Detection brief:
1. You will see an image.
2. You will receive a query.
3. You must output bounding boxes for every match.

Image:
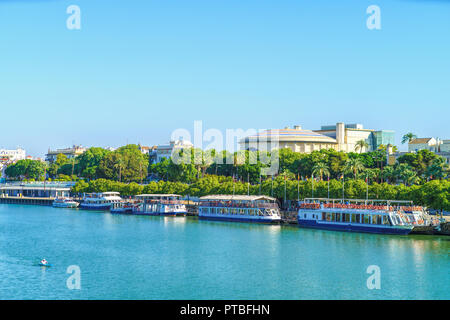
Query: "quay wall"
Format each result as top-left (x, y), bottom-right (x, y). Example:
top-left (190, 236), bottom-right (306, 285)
top-left (0, 196), bottom-right (54, 206)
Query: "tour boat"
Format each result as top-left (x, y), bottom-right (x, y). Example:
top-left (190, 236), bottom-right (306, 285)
top-left (198, 195), bottom-right (282, 224)
top-left (132, 194), bottom-right (187, 216)
top-left (52, 197), bottom-right (79, 208)
top-left (110, 201), bottom-right (135, 214)
top-left (297, 198), bottom-right (415, 235)
top-left (80, 192), bottom-right (122, 211)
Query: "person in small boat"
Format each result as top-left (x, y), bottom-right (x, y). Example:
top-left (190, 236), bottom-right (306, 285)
top-left (40, 258), bottom-right (48, 265)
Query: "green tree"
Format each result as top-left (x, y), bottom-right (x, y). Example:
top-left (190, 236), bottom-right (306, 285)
top-left (401, 132), bottom-right (417, 144)
top-left (355, 140), bottom-right (369, 154)
top-left (343, 158), bottom-right (365, 179)
top-left (312, 162), bottom-right (330, 181)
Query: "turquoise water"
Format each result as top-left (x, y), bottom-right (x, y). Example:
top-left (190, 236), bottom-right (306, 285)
top-left (0, 204), bottom-right (448, 300)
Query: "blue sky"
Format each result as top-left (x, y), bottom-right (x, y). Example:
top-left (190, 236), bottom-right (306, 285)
top-left (0, 0), bottom-right (449, 156)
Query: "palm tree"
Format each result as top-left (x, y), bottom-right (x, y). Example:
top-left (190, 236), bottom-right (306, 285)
top-left (312, 162), bottom-right (330, 181)
top-left (382, 166), bottom-right (395, 184)
top-left (402, 132), bottom-right (417, 144)
top-left (344, 158), bottom-right (365, 179)
top-left (355, 140), bottom-right (369, 154)
top-left (114, 157), bottom-right (125, 182)
top-left (425, 157), bottom-right (449, 180)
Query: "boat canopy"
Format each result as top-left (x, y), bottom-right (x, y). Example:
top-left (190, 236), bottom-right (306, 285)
top-left (135, 194), bottom-right (181, 198)
top-left (199, 195), bottom-right (277, 202)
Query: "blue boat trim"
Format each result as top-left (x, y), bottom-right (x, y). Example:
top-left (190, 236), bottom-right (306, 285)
top-left (297, 219), bottom-right (412, 235)
top-left (199, 215), bottom-right (281, 224)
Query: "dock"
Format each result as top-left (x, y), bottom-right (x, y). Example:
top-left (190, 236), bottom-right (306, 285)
top-left (0, 196), bottom-right (54, 206)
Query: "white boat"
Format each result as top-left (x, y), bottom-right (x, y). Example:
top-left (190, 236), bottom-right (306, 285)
top-left (80, 192), bottom-right (122, 211)
top-left (53, 197), bottom-right (79, 208)
top-left (133, 194), bottom-right (187, 216)
top-left (297, 198), bottom-right (415, 235)
top-left (198, 195), bottom-right (282, 223)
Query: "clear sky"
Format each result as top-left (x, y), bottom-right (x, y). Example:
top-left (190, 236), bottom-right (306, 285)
top-left (0, 0), bottom-right (449, 157)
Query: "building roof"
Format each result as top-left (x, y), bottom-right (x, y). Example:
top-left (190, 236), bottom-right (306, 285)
top-left (409, 138), bottom-right (433, 145)
top-left (199, 195), bottom-right (277, 201)
top-left (135, 194), bottom-right (181, 198)
top-left (241, 128), bottom-right (337, 144)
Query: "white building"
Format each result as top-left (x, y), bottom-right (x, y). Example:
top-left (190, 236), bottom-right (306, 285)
top-left (45, 145), bottom-right (86, 163)
top-left (240, 123), bottom-right (395, 154)
top-left (152, 140), bottom-right (193, 163)
top-left (0, 148), bottom-right (26, 162)
top-left (439, 140), bottom-right (450, 153)
top-left (408, 138), bottom-right (439, 152)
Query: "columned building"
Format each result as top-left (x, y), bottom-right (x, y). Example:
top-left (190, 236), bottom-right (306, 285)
top-left (239, 126), bottom-right (338, 153)
top-left (240, 123), bottom-right (394, 154)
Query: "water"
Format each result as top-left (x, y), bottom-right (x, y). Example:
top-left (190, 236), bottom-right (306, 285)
top-left (0, 204), bottom-right (448, 300)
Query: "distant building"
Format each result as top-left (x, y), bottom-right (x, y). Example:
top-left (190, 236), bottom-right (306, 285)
top-left (441, 140), bottom-right (450, 153)
top-left (315, 123), bottom-right (395, 153)
top-left (408, 138), bottom-right (439, 153)
top-left (0, 148), bottom-right (26, 163)
top-left (405, 137), bottom-right (450, 164)
top-left (152, 140), bottom-right (193, 163)
top-left (45, 145), bottom-right (86, 163)
top-left (239, 123), bottom-right (394, 154)
top-left (240, 126), bottom-right (337, 153)
top-left (139, 145), bottom-right (156, 155)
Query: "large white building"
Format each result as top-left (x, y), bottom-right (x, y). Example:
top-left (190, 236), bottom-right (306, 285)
top-left (240, 123), bottom-right (395, 154)
top-left (0, 148), bottom-right (26, 162)
top-left (151, 140), bottom-right (194, 163)
top-left (45, 145), bottom-right (86, 163)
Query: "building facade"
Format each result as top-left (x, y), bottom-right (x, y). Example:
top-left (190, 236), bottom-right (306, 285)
top-left (240, 123), bottom-right (394, 154)
top-left (151, 140), bottom-right (194, 163)
top-left (240, 126), bottom-right (337, 153)
top-left (45, 145), bottom-right (86, 163)
top-left (0, 148), bottom-right (26, 162)
top-left (314, 123), bottom-right (394, 153)
top-left (408, 138), bottom-right (439, 153)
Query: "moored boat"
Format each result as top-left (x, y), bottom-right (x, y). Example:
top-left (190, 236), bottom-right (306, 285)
top-left (110, 201), bottom-right (135, 214)
top-left (133, 194), bottom-right (187, 216)
top-left (297, 198), bottom-right (415, 235)
top-left (198, 195), bottom-right (281, 224)
top-left (80, 192), bottom-right (122, 211)
top-left (52, 197), bottom-right (79, 208)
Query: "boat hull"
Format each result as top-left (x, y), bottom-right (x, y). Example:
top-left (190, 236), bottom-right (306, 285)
top-left (133, 211), bottom-right (187, 217)
top-left (297, 219), bottom-right (412, 235)
top-left (110, 208), bottom-right (133, 214)
top-left (80, 204), bottom-right (112, 211)
top-left (53, 202), bottom-right (79, 208)
top-left (199, 215), bottom-right (281, 224)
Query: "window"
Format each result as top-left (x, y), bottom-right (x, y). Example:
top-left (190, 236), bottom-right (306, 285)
top-left (336, 213), bottom-right (341, 222)
top-left (364, 215), bottom-right (370, 224)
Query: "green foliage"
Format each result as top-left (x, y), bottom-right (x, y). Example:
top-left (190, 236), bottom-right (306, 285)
top-left (98, 144), bottom-right (148, 183)
top-left (5, 159), bottom-right (46, 180)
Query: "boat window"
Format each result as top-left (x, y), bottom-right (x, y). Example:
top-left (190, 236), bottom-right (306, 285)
top-left (351, 214), bottom-right (357, 223)
top-left (364, 215), bottom-right (370, 224)
top-left (322, 212), bottom-right (326, 220)
top-left (331, 213), bottom-right (336, 221)
top-left (383, 216), bottom-right (390, 225)
top-left (345, 213), bottom-right (351, 222)
top-left (336, 213), bottom-right (341, 222)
